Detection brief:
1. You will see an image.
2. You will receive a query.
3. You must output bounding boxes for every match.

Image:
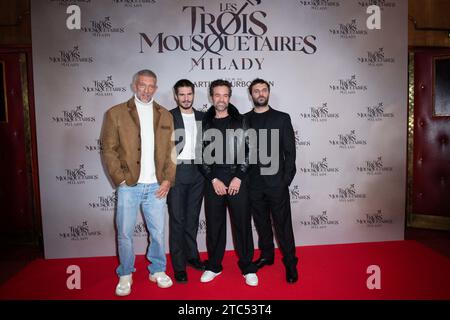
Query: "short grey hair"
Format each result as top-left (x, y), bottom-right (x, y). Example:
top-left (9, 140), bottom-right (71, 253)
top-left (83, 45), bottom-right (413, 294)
top-left (132, 69), bottom-right (157, 84)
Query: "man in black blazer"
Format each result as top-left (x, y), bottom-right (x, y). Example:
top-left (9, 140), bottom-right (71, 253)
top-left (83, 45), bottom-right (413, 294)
top-left (168, 79), bottom-right (205, 283)
top-left (245, 78), bottom-right (298, 283)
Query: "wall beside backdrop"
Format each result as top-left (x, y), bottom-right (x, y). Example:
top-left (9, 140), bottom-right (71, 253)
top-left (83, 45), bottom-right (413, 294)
top-left (31, 0), bottom-right (408, 259)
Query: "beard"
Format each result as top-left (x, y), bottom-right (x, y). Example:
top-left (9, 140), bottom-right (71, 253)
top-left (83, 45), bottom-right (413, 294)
top-left (179, 100), bottom-right (193, 109)
top-left (214, 102), bottom-right (228, 112)
top-left (137, 93), bottom-right (152, 103)
top-left (252, 96), bottom-right (268, 107)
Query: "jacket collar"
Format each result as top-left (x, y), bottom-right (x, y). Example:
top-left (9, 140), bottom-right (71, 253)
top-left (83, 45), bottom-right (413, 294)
top-left (127, 97), bottom-right (163, 112)
top-left (172, 107), bottom-right (203, 129)
top-left (249, 105), bottom-right (272, 115)
top-left (126, 97), bottom-right (163, 130)
top-left (205, 103), bottom-right (240, 122)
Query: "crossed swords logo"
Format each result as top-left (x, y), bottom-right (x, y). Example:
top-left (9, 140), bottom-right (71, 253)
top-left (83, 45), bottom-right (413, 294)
top-left (189, 0), bottom-right (261, 71)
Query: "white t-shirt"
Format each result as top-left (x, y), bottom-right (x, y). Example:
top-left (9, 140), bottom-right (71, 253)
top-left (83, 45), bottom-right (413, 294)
top-left (178, 112), bottom-right (197, 160)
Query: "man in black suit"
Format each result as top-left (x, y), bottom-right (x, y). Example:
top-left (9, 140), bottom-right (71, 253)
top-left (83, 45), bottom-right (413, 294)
top-left (198, 79), bottom-right (258, 286)
top-left (245, 78), bottom-right (299, 283)
top-left (168, 79), bottom-right (205, 283)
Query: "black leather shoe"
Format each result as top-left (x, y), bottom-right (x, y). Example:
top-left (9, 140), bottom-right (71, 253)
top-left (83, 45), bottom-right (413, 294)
top-left (285, 265), bottom-right (298, 283)
top-left (174, 271), bottom-right (188, 283)
top-left (187, 259), bottom-right (206, 271)
top-left (254, 257), bottom-right (274, 269)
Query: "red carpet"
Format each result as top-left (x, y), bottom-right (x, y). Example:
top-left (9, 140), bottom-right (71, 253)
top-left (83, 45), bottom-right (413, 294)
top-left (0, 240), bottom-right (449, 300)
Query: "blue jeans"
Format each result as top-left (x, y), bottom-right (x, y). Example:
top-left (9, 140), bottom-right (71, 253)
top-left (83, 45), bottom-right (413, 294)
top-left (115, 183), bottom-right (167, 276)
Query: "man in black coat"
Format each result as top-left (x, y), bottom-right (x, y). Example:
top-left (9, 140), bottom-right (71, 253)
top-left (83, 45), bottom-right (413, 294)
top-left (199, 79), bottom-right (258, 286)
top-left (168, 79), bottom-right (205, 283)
top-left (245, 78), bottom-right (299, 283)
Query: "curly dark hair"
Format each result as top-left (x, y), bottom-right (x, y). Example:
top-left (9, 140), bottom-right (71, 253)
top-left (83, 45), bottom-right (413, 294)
top-left (248, 78), bottom-right (270, 94)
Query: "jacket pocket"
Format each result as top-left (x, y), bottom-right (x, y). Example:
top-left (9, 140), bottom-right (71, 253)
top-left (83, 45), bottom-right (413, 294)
top-left (120, 160), bottom-right (129, 173)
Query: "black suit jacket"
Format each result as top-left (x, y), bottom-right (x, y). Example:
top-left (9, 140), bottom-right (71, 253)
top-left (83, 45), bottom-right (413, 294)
top-left (245, 106), bottom-right (296, 187)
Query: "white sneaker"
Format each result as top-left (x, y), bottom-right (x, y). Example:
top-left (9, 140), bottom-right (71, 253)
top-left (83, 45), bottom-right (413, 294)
top-left (115, 274), bottom-right (133, 296)
top-left (149, 272), bottom-right (173, 288)
top-left (200, 270), bottom-right (222, 283)
top-left (244, 273), bottom-right (258, 287)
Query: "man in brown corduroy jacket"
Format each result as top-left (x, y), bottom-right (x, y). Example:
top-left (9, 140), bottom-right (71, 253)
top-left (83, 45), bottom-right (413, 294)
top-left (101, 69), bottom-right (176, 296)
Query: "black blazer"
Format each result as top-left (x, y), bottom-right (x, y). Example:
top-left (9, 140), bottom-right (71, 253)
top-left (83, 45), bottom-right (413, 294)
top-left (245, 106), bottom-right (296, 187)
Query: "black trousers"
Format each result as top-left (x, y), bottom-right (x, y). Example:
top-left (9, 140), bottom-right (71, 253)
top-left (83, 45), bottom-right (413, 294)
top-left (167, 163), bottom-right (205, 273)
top-left (249, 183), bottom-right (298, 268)
top-left (204, 177), bottom-right (257, 275)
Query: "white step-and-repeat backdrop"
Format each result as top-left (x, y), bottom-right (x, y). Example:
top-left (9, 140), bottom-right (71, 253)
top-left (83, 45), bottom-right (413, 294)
top-left (31, 0), bottom-right (407, 259)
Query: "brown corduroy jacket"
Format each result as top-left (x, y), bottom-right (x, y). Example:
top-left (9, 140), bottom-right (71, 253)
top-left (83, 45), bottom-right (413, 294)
top-left (101, 98), bottom-right (176, 187)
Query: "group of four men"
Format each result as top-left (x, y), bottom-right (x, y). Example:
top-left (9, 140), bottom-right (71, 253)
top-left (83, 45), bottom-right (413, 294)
top-left (101, 70), bottom-right (298, 296)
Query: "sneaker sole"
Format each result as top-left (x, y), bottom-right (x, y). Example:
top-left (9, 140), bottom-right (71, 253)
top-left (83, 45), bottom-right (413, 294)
top-left (157, 282), bottom-right (173, 288)
top-left (149, 276), bottom-right (173, 288)
top-left (115, 279), bottom-right (132, 296)
top-left (200, 271), bottom-right (222, 283)
top-left (244, 276), bottom-right (258, 287)
top-left (115, 288), bottom-right (131, 296)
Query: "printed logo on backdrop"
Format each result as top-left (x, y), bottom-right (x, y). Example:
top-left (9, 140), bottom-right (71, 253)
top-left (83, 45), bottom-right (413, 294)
top-left (298, 0), bottom-right (340, 10)
top-left (82, 75), bottom-right (127, 96)
top-left (330, 75), bottom-right (368, 95)
top-left (299, 103), bottom-right (339, 122)
top-left (358, 0), bottom-right (396, 10)
top-left (357, 102), bottom-right (394, 121)
top-left (50, 0), bottom-right (91, 5)
top-left (290, 185), bottom-right (311, 204)
top-left (48, 45), bottom-right (94, 67)
top-left (134, 222), bottom-right (149, 238)
top-left (329, 19), bottom-right (368, 39)
top-left (356, 210), bottom-right (393, 227)
top-left (139, 2), bottom-right (318, 71)
top-left (193, 78), bottom-right (274, 90)
top-left (329, 184), bottom-right (366, 202)
top-left (289, 185), bottom-right (311, 204)
top-left (85, 139), bottom-right (103, 153)
top-left (299, 157), bottom-right (339, 176)
top-left (52, 106), bottom-right (95, 127)
top-left (357, 156), bottom-right (393, 175)
top-left (89, 192), bottom-right (116, 212)
top-left (298, 211), bottom-right (339, 229)
top-left (198, 219), bottom-right (207, 235)
top-left (198, 104), bottom-right (209, 113)
top-left (59, 220), bottom-right (101, 241)
top-left (294, 130), bottom-right (311, 149)
top-left (358, 48), bottom-right (395, 67)
top-left (112, 0), bottom-right (156, 8)
top-left (193, 80), bottom-right (213, 90)
top-left (81, 16), bottom-right (125, 37)
top-left (56, 164), bottom-right (99, 184)
top-left (329, 130), bottom-right (367, 149)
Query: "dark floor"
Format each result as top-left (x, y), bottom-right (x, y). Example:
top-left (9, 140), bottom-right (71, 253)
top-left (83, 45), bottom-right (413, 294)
top-left (404, 227), bottom-right (450, 258)
top-left (0, 241), bottom-right (43, 286)
top-left (0, 227), bottom-right (449, 287)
